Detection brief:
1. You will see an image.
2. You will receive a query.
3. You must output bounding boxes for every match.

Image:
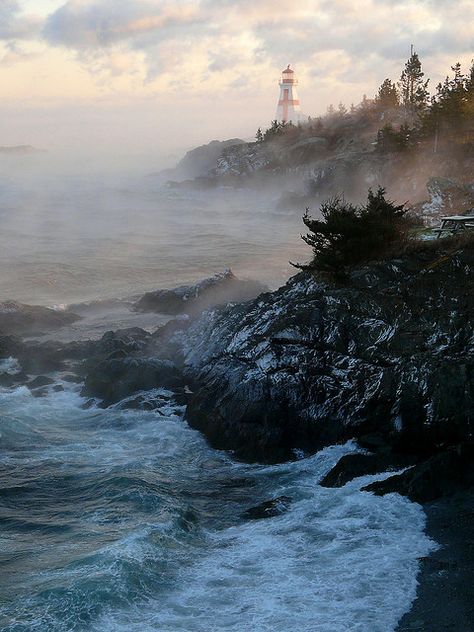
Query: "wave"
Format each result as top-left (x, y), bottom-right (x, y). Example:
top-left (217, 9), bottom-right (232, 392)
top-left (0, 386), bottom-right (436, 632)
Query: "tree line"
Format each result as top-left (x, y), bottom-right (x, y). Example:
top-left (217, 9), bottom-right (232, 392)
top-left (256, 51), bottom-right (474, 151)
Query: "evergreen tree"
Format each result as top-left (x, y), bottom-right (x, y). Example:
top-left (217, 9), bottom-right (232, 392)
top-left (337, 102), bottom-right (348, 117)
top-left (422, 61), bottom-right (474, 137)
top-left (255, 127), bottom-right (264, 143)
top-left (292, 188), bottom-right (409, 276)
top-left (327, 103), bottom-right (335, 116)
top-left (398, 50), bottom-right (430, 111)
top-left (375, 78), bottom-right (399, 109)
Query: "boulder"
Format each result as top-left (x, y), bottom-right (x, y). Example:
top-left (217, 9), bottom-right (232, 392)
top-left (81, 357), bottom-right (183, 406)
top-left (362, 444), bottom-right (474, 503)
top-left (319, 452), bottom-right (415, 488)
top-left (134, 270), bottom-right (267, 316)
top-left (242, 496), bottom-right (292, 520)
top-left (0, 301), bottom-right (80, 336)
top-left (28, 375), bottom-right (55, 389)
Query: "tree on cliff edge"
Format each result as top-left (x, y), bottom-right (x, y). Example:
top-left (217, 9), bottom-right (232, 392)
top-left (292, 188), bottom-right (410, 277)
top-left (398, 51), bottom-right (430, 112)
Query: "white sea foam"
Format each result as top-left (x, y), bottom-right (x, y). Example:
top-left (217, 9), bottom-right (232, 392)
top-left (97, 446), bottom-right (436, 632)
top-left (0, 357), bottom-right (21, 375)
top-left (0, 385), bottom-right (436, 632)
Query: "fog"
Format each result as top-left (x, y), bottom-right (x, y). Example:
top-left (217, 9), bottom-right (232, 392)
top-left (0, 147), bottom-right (310, 307)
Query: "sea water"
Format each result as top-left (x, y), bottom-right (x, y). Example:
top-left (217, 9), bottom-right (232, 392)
top-left (0, 381), bottom-right (435, 632)
top-left (0, 171), bottom-right (308, 305)
top-left (0, 170), bottom-right (436, 631)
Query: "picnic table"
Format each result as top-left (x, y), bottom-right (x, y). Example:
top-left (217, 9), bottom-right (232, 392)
top-left (433, 215), bottom-right (474, 238)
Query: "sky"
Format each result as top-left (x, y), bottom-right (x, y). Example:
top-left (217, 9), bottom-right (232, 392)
top-left (0, 0), bottom-right (472, 171)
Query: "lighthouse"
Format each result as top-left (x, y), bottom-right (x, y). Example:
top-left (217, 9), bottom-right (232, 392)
top-left (276, 65), bottom-right (303, 124)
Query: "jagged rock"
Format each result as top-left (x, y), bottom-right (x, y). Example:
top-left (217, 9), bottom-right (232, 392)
top-left (214, 142), bottom-right (271, 176)
top-left (180, 244), bottom-right (474, 462)
top-left (28, 375), bottom-right (55, 389)
top-left (242, 496), bottom-right (292, 520)
top-left (319, 452), bottom-right (416, 487)
top-left (363, 444), bottom-right (474, 503)
top-left (0, 301), bottom-right (80, 335)
top-left (81, 357), bottom-right (183, 406)
top-left (420, 177), bottom-right (474, 225)
top-left (134, 270), bottom-right (267, 316)
top-left (159, 139), bottom-right (246, 181)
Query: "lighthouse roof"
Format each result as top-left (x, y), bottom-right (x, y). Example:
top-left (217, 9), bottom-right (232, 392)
top-left (282, 65), bottom-right (294, 73)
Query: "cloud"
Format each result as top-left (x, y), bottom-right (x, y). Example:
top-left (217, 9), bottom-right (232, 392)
top-left (0, 0), bottom-right (43, 40)
top-left (0, 40), bottom-right (39, 66)
top-left (3, 0), bottom-right (473, 103)
top-left (43, 0), bottom-right (203, 49)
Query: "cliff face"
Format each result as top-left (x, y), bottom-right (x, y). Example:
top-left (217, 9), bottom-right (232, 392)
top-left (180, 243), bottom-right (474, 462)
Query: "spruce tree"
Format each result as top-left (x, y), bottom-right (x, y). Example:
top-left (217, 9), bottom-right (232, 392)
top-left (375, 78), bottom-right (399, 109)
top-left (398, 50), bottom-right (430, 112)
top-left (337, 102), bottom-right (348, 117)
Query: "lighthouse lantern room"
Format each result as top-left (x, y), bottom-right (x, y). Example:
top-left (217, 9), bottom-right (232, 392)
top-left (276, 65), bottom-right (303, 124)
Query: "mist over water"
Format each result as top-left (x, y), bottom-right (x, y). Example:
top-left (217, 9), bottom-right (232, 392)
top-left (0, 155), bottom-right (437, 631)
top-left (0, 156), bottom-right (308, 306)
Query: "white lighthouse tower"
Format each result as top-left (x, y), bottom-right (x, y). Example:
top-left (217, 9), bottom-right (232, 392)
top-left (276, 65), bottom-right (303, 124)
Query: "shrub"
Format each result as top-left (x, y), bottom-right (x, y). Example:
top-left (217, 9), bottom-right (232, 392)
top-left (293, 187), bottom-right (410, 276)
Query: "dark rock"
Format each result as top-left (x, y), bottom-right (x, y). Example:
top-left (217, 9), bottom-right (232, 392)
top-left (160, 138), bottom-right (246, 180)
top-left (0, 371), bottom-right (28, 387)
top-left (113, 390), bottom-right (177, 412)
top-left (363, 444), bottom-right (474, 503)
top-left (179, 245), bottom-right (474, 462)
top-left (62, 374), bottom-right (83, 383)
top-left (80, 399), bottom-right (96, 410)
top-left (242, 496), bottom-right (291, 520)
top-left (81, 357), bottom-right (183, 406)
top-left (53, 385), bottom-right (64, 392)
top-left (135, 269), bottom-right (267, 316)
top-left (0, 301), bottom-right (80, 335)
top-left (31, 387), bottom-right (49, 398)
top-left (28, 375), bottom-right (55, 389)
top-left (320, 452), bottom-right (416, 488)
top-left (0, 335), bottom-right (22, 358)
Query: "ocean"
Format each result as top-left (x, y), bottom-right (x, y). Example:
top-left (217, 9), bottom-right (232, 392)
top-left (0, 169), bottom-right (436, 631)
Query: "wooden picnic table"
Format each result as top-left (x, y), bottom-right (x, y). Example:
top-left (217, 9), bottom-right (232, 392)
top-left (434, 215), bottom-right (474, 238)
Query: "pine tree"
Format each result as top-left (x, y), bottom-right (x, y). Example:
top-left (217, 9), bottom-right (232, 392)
top-left (292, 188), bottom-right (409, 276)
top-left (255, 127), bottom-right (264, 143)
top-left (375, 78), bottom-right (399, 109)
top-left (423, 61), bottom-right (473, 136)
top-left (337, 102), bottom-right (348, 117)
top-left (398, 50), bottom-right (430, 112)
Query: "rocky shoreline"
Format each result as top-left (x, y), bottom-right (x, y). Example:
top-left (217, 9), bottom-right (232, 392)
top-left (1, 247), bottom-right (474, 629)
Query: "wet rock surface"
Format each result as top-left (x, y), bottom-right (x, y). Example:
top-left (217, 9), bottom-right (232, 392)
top-left (0, 301), bottom-right (80, 335)
top-left (363, 444), bottom-right (474, 504)
top-left (134, 269), bottom-right (267, 316)
top-left (180, 244), bottom-right (474, 461)
top-left (242, 496), bottom-right (292, 520)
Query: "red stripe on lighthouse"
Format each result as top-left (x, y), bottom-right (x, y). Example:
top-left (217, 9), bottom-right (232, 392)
top-left (279, 88), bottom-right (299, 122)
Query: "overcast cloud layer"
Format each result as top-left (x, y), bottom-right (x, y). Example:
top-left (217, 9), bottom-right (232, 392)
top-left (0, 0), bottom-right (472, 165)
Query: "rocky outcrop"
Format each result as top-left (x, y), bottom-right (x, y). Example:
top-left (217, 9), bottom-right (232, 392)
top-left (81, 357), bottom-right (183, 406)
top-left (420, 177), bottom-right (474, 225)
top-left (179, 243), bottom-right (474, 462)
top-left (0, 301), bottom-right (80, 336)
top-left (162, 139), bottom-right (246, 181)
top-left (363, 443), bottom-right (474, 503)
top-left (134, 270), bottom-right (267, 316)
